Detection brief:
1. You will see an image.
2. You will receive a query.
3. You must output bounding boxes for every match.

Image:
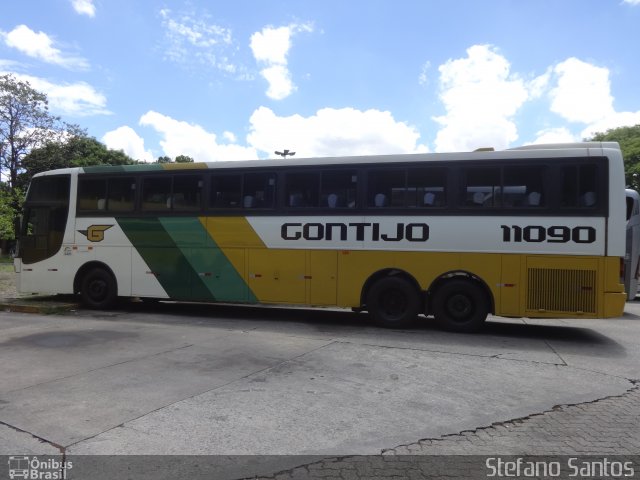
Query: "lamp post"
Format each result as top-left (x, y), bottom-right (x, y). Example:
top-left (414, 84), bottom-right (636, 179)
top-left (275, 149), bottom-right (296, 158)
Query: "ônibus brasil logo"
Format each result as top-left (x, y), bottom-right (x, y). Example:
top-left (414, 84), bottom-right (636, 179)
top-left (7, 456), bottom-right (72, 480)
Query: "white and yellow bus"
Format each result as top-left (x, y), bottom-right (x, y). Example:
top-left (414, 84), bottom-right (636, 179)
top-left (14, 142), bottom-right (627, 332)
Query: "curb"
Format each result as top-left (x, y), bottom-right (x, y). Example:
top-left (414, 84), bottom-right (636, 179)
top-left (0, 296), bottom-right (80, 314)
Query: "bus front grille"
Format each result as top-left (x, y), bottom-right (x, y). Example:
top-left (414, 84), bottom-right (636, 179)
top-left (527, 268), bottom-right (597, 314)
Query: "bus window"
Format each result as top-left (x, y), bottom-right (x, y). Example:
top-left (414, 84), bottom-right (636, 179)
top-left (211, 174), bottom-right (242, 208)
top-left (243, 172), bottom-right (276, 208)
top-left (561, 164), bottom-right (598, 208)
top-left (462, 167), bottom-right (500, 207)
top-left (407, 167), bottom-right (446, 207)
top-left (142, 177), bottom-right (171, 211)
top-left (321, 170), bottom-right (357, 208)
top-left (107, 177), bottom-right (136, 212)
top-left (26, 175), bottom-right (70, 203)
top-left (503, 165), bottom-right (545, 208)
top-left (368, 169), bottom-right (405, 207)
top-left (78, 178), bottom-right (107, 211)
top-left (19, 174), bottom-right (70, 264)
top-left (172, 175), bottom-right (202, 211)
top-left (285, 172), bottom-right (319, 207)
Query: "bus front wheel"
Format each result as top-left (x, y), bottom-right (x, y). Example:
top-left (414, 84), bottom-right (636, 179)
top-left (80, 268), bottom-right (117, 309)
top-left (367, 276), bottom-right (420, 328)
top-left (432, 279), bottom-right (488, 333)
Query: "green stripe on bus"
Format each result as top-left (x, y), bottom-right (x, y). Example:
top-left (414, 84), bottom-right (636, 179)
top-left (158, 217), bottom-right (257, 303)
top-left (116, 217), bottom-right (212, 301)
top-left (116, 217), bottom-right (255, 303)
top-left (83, 164), bottom-right (166, 174)
top-left (82, 163), bottom-right (212, 174)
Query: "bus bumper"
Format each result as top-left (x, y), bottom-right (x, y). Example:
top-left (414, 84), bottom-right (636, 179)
top-left (603, 291), bottom-right (626, 318)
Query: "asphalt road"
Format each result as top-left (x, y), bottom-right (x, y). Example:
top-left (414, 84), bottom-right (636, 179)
top-left (1, 301), bottom-right (638, 478)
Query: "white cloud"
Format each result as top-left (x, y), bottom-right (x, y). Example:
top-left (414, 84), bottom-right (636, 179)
top-left (259, 65), bottom-right (295, 100)
top-left (247, 106), bottom-right (427, 157)
top-left (550, 58), bottom-right (614, 123)
top-left (223, 131), bottom-right (237, 143)
top-left (71, 0), bottom-right (95, 17)
top-left (250, 23), bottom-right (313, 100)
top-left (102, 126), bottom-right (153, 162)
top-left (159, 8), bottom-right (239, 75)
top-left (139, 110), bottom-right (257, 161)
top-left (529, 127), bottom-right (577, 145)
top-left (1, 25), bottom-right (89, 70)
top-left (544, 57), bottom-right (640, 139)
top-left (418, 61), bottom-right (431, 86)
top-left (433, 45), bottom-right (530, 152)
top-left (622, 0), bottom-right (640, 5)
top-left (3, 72), bottom-right (109, 116)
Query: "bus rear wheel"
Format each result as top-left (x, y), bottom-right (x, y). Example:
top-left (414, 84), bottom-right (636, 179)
top-left (367, 276), bottom-right (420, 328)
top-left (80, 268), bottom-right (117, 309)
top-left (432, 279), bottom-right (488, 333)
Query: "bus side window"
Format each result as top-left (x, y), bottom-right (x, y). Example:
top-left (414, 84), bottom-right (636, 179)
top-left (368, 169), bottom-right (405, 207)
top-left (211, 174), bottom-right (242, 208)
top-left (321, 170), bottom-right (357, 208)
top-left (78, 178), bottom-right (107, 211)
top-left (244, 172), bottom-right (276, 209)
top-left (561, 164), bottom-right (598, 208)
top-left (503, 165), bottom-right (545, 208)
top-left (172, 175), bottom-right (203, 211)
top-left (285, 172), bottom-right (319, 207)
top-left (142, 177), bottom-right (171, 211)
top-left (461, 167), bottom-right (500, 207)
top-left (407, 167), bottom-right (446, 208)
top-left (107, 177), bottom-right (136, 212)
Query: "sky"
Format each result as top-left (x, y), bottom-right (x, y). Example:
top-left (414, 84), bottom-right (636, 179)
top-left (1, 0), bottom-right (640, 163)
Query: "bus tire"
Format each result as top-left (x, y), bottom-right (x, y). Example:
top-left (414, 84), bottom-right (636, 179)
top-left (367, 276), bottom-right (420, 328)
top-left (80, 268), bottom-right (117, 309)
top-left (432, 279), bottom-right (488, 333)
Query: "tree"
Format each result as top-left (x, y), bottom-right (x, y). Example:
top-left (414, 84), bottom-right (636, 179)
top-left (0, 74), bottom-right (76, 240)
top-left (0, 184), bottom-right (19, 241)
top-left (156, 156), bottom-right (172, 163)
top-left (590, 124), bottom-right (640, 190)
top-left (0, 74), bottom-right (69, 191)
top-left (175, 155), bottom-right (194, 163)
top-left (19, 135), bottom-right (137, 191)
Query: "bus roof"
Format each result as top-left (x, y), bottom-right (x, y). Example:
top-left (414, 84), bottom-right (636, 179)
top-left (32, 142), bottom-right (621, 177)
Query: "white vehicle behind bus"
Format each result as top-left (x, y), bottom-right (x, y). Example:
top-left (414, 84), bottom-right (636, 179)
top-left (625, 188), bottom-right (640, 300)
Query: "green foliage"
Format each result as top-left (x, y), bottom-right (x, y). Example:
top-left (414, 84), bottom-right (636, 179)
top-left (0, 74), bottom-right (67, 190)
top-left (156, 155), bottom-right (195, 163)
top-left (19, 135), bottom-right (137, 189)
top-left (590, 124), bottom-right (640, 190)
top-left (1, 74), bottom-right (140, 240)
top-left (0, 185), bottom-right (22, 240)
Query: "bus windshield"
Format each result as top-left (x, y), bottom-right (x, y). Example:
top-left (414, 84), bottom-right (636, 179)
top-left (17, 174), bottom-right (70, 264)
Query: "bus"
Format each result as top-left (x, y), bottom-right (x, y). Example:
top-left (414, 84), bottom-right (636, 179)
top-left (625, 188), bottom-right (640, 300)
top-left (14, 142), bottom-right (627, 332)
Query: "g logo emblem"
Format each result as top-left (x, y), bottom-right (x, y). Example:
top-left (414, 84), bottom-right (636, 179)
top-left (78, 225), bottom-right (113, 242)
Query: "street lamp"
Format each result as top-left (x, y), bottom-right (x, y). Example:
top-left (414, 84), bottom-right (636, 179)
top-left (275, 149), bottom-right (296, 158)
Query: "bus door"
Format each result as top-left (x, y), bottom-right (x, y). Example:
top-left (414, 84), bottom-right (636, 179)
top-left (624, 189), bottom-right (640, 300)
